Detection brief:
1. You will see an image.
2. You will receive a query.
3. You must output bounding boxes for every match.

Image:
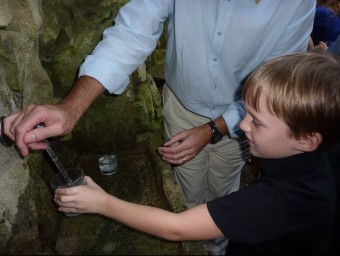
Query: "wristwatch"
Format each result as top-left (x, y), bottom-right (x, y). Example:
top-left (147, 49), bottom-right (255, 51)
top-left (207, 120), bottom-right (223, 144)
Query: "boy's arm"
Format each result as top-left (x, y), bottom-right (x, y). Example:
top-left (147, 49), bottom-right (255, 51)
top-left (103, 195), bottom-right (223, 241)
top-left (55, 176), bottom-right (223, 241)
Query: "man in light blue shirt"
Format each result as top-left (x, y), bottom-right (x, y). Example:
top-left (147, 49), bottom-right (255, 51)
top-left (4, 0), bottom-right (316, 254)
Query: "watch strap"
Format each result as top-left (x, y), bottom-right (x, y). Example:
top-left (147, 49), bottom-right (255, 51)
top-left (207, 120), bottom-right (223, 144)
top-left (207, 120), bottom-right (218, 133)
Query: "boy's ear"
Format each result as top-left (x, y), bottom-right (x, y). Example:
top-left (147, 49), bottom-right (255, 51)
top-left (294, 132), bottom-right (322, 152)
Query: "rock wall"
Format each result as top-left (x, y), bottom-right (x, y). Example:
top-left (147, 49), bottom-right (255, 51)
top-left (0, 0), bottom-right (53, 253)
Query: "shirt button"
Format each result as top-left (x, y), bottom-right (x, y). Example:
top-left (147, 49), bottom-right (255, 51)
top-left (215, 84), bottom-right (217, 88)
top-left (217, 32), bottom-right (222, 36)
top-left (213, 58), bottom-right (217, 61)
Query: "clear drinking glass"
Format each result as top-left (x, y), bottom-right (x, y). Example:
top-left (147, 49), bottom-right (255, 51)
top-left (97, 153), bottom-right (119, 175)
top-left (50, 167), bottom-right (86, 217)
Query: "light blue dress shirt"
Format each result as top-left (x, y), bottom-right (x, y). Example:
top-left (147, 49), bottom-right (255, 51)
top-left (79, 0), bottom-right (316, 138)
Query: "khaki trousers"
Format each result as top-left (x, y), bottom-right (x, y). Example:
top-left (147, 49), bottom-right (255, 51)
top-left (162, 84), bottom-right (249, 255)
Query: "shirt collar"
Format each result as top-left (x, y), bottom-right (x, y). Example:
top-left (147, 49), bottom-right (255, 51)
top-left (261, 150), bottom-right (328, 177)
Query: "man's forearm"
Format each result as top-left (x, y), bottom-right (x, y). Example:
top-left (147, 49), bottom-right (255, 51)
top-left (58, 76), bottom-right (106, 121)
top-left (213, 116), bottom-right (230, 137)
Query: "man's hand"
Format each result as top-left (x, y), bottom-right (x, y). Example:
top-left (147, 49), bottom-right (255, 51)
top-left (158, 117), bottom-right (228, 165)
top-left (4, 103), bottom-right (77, 156)
top-left (3, 76), bottom-right (106, 156)
top-left (158, 124), bottom-right (212, 165)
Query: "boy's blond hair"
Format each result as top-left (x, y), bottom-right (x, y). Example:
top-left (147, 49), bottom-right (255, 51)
top-left (242, 52), bottom-right (340, 150)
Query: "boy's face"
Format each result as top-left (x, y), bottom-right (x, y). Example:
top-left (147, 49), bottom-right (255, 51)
top-left (240, 93), bottom-right (301, 159)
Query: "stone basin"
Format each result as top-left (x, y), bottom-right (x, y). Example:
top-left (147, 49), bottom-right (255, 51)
top-left (36, 137), bottom-right (206, 255)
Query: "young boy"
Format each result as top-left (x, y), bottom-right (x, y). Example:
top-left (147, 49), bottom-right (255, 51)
top-left (54, 52), bottom-right (339, 255)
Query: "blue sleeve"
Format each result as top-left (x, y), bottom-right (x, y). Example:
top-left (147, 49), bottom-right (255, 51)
top-left (222, 100), bottom-right (246, 138)
top-left (79, 0), bottom-right (173, 94)
top-left (264, 1), bottom-right (315, 59)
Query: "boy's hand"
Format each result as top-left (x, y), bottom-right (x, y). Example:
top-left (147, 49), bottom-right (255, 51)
top-left (54, 176), bottom-right (108, 215)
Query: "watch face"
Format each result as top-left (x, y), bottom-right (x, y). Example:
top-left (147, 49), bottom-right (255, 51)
top-left (211, 132), bottom-right (223, 144)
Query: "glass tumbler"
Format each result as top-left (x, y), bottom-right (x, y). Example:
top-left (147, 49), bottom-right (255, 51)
top-left (50, 167), bottom-right (86, 217)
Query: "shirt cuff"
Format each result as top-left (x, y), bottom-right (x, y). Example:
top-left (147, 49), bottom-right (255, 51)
top-left (222, 101), bottom-right (246, 139)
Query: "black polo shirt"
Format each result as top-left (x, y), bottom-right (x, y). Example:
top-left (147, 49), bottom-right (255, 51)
top-left (207, 150), bottom-right (336, 255)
